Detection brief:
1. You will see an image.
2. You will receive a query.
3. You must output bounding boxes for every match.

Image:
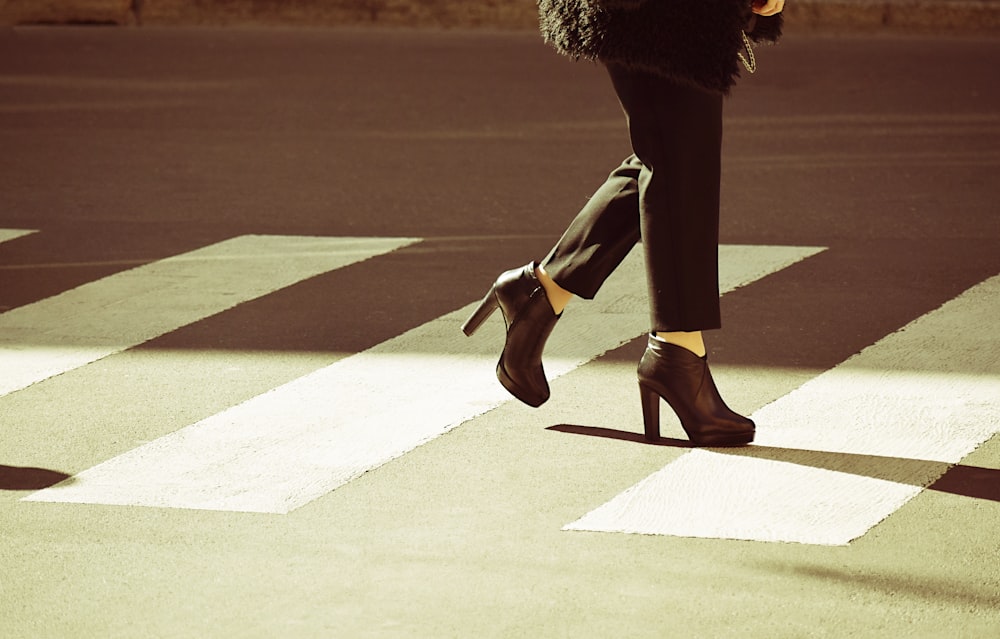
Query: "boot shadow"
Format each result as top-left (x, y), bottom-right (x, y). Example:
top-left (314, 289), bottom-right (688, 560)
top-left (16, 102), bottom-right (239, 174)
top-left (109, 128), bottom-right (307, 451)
top-left (546, 424), bottom-right (1000, 502)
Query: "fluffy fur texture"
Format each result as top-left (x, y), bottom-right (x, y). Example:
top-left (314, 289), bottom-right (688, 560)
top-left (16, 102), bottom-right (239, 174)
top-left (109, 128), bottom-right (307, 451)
top-left (537, 0), bottom-right (783, 94)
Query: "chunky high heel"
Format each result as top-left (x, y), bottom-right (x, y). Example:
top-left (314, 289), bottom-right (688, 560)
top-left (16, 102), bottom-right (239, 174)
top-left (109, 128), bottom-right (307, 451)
top-left (462, 287), bottom-right (500, 336)
top-left (462, 262), bottom-right (560, 407)
top-left (637, 336), bottom-right (754, 446)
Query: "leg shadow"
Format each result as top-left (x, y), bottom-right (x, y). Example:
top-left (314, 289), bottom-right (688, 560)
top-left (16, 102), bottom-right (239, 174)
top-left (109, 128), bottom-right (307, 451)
top-left (547, 424), bottom-right (1000, 503)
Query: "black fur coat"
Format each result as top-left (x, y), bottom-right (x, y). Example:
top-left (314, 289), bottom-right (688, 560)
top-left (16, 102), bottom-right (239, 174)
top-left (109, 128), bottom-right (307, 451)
top-left (537, 0), bottom-right (783, 94)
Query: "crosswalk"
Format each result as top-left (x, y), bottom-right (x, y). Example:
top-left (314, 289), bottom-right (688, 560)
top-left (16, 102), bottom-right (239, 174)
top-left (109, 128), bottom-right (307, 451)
top-left (0, 234), bottom-right (418, 397)
top-left (565, 273), bottom-right (1000, 545)
top-left (0, 229), bottom-right (37, 245)
top-left (4, 229), bottom-right (998, 544)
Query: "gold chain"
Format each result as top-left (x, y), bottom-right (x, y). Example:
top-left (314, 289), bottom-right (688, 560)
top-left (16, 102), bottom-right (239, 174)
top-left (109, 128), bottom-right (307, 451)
top-left (737, 31), bottom-right (756, 74)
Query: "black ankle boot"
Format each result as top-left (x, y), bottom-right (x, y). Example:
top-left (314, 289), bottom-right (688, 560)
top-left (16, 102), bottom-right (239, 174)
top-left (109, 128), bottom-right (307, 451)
top-left (637, 336), bottom-right (754, 446)
top-left (462, 263), bottom-right (560, 407)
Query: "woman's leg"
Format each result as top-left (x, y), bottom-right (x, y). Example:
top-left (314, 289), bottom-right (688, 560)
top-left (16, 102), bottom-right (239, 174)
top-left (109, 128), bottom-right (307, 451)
top-left (538, 67), bottom-right (723, 352)
top-left (606, 64), bottom-right (725, 336)
top-left (461, 153), bottom-right (643, 407)
top-left (539, 156), bottom-right (643, 308)
top-left (465, 65), bottom-right (737, 428)
top-left (600, 65), bottom-right (752, 445)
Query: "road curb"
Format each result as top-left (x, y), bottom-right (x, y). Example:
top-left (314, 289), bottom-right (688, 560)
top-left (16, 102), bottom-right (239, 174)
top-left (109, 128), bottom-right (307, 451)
top-left (1, 0), bottom-right (999, 33)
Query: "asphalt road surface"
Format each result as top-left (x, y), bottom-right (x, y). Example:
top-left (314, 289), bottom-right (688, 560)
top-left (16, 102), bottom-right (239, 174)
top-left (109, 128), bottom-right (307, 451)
top-left (1, 26), bottom-right (999, 638)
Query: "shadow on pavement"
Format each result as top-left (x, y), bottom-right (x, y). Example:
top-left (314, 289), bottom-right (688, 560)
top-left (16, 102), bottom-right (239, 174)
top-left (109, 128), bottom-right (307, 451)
top-left (0, 465), bottom-right (72, 490)
top-left (759, 563), bottom-right (1000, 610)
top-left (547, 424), bottom-right (1000, 503)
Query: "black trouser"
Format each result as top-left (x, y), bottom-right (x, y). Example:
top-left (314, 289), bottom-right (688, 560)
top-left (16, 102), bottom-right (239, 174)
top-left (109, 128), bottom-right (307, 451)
top-left (541, 63), bottom-right (725, 332)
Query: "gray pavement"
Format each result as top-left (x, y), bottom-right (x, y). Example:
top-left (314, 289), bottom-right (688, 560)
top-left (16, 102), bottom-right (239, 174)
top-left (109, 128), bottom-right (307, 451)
top-left (1, 25), bottom-right (999, 638)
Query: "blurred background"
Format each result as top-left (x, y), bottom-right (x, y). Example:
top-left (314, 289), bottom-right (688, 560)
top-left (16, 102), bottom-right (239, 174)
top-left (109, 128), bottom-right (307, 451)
top-left (2, 0), bottom-right (999, 32)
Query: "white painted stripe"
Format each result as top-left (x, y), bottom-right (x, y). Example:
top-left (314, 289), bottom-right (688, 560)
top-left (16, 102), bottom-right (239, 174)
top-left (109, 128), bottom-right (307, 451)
top-left (0, 228), bottom-right (37, 244)
top-left (565, 273), bottom-right (1000, 545)
top-left (0, 235), bottom-right (419, 397)
top-left (24, 244), bottom-right (824, 513)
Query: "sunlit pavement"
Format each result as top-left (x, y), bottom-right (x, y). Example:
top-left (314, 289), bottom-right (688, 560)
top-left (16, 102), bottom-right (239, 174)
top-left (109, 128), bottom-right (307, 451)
top-left (1, 26), bottom-right (998, 638)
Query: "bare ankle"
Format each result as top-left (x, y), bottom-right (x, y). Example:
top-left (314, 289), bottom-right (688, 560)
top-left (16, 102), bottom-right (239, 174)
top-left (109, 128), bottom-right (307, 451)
top-left (653, 331), bottom-right (707, 358)
top-left (535, 265), bottom-right (572, 315)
